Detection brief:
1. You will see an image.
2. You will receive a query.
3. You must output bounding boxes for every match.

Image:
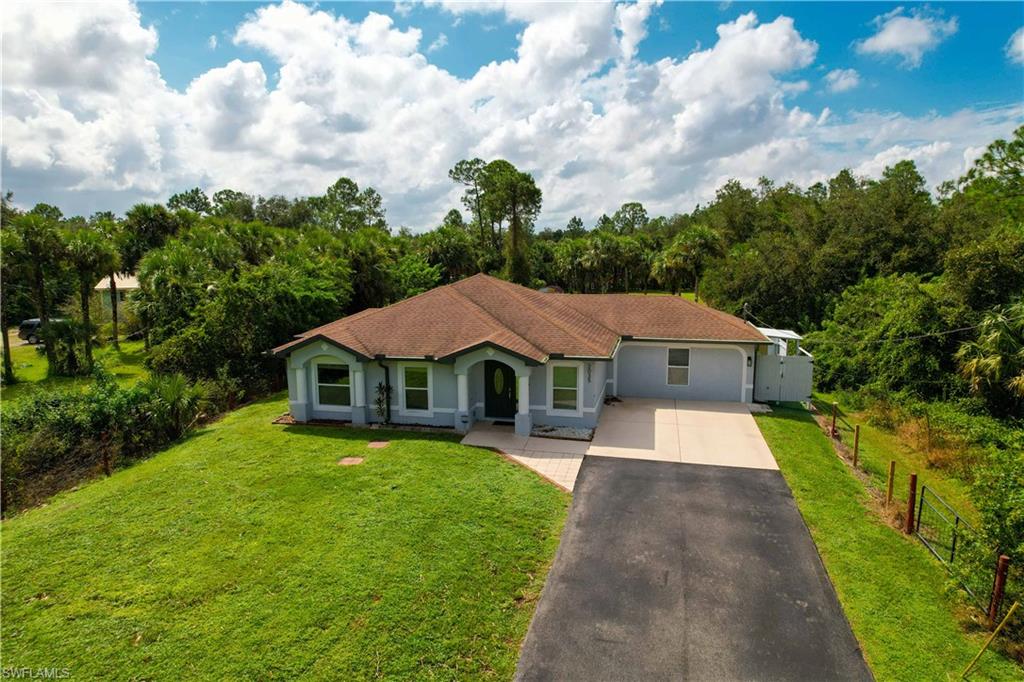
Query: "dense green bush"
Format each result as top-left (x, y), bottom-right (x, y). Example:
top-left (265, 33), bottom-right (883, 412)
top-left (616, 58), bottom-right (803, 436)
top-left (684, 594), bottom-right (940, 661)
top-left (950, 446), bottom-right (1024, 648)
top-left (1, 368), bottom-right (214, 513)
top-left (147, 259), bottom-right (352, 392)
top-left (806, 275), bottom-right (954, 396)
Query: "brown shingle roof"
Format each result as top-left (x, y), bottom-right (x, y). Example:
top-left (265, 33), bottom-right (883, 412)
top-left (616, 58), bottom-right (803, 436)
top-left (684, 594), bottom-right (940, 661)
top-left (272, 274), bottom-right (768, 362)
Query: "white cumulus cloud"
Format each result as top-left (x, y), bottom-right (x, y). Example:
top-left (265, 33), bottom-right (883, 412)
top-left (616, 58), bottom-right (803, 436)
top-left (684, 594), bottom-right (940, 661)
top-left (824, 68), bottom-right (860, 93)
top-left (1007, 27), bottom-right (1024, 65)
top-left (1, 0), bottom-right (1020, 229)
top-left (427, 32), bottom-right (448, 53)
top-left (856, 6), bottom-right (958, 69)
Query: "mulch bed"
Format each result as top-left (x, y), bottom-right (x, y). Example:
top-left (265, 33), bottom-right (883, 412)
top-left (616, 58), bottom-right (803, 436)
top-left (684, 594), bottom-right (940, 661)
top-left (271, 414), bottom-right (455, 435)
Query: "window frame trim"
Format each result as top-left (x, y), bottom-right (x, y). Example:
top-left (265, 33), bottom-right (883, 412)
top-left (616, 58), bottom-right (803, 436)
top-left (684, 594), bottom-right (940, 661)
top-left (546, 360), bottom-right (583, 417)
top-left (665, 346), bottom-right (691, 387)
top-left (398, 362), bottom-right (434, 417)
top-left (312, 359), bottom-right (353, 412)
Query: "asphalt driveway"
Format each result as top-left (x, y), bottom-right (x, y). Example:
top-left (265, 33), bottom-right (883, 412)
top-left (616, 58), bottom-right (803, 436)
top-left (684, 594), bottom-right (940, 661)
top-left (515, 457), bottom-right (872, 681)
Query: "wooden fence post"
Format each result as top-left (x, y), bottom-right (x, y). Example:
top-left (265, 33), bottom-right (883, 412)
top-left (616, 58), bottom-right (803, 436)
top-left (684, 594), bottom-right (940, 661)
top-left (830, 402), bottom-right (838, 438)
top-left (853, 425), bottom-right (861, 468)
top-left (988, 555), bottom-right (1011, 630)
top-left (886, 460), bottom-right (896, 506)
top-left (905, 473), bottom-right (918, 534)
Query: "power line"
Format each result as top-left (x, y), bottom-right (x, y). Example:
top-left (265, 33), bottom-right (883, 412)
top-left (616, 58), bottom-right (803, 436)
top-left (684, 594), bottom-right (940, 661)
top-left (746, 306), bottom-right (1024, 347)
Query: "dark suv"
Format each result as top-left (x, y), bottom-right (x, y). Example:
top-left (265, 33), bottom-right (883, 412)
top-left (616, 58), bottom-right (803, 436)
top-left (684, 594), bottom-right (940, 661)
top-left (17, 318), bottom-right (66, 345)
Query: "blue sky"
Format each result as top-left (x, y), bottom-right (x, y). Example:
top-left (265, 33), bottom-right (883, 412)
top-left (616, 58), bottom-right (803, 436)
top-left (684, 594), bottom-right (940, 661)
top-left (142, 2), bottom-right (1022, 117)
top-left (4, 1), bottom-right (1023, 229)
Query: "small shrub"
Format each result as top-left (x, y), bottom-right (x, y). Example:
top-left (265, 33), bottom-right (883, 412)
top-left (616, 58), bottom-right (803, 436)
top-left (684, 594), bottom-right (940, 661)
top-left (374, 381), bottom-right (391, 423)
top-left (43, 320), bottom-right (90, 377)
top-left (205, 366), bottom-right (245, 412)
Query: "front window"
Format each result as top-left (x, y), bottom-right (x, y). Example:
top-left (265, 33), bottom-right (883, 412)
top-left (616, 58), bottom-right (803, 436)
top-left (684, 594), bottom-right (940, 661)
top-left (404, 366), bottom-right (430, 411)
top-left (317, 364), bottom-right (351, 406)
top-left (667, 348), bottom-right (690, 385)
top-left (552, 365), bottom-right (578, 411)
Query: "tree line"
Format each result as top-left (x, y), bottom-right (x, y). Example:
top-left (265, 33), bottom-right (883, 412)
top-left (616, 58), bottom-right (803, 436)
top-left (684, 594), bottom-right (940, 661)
top-left (2, 130), bottom-right (1022, 418)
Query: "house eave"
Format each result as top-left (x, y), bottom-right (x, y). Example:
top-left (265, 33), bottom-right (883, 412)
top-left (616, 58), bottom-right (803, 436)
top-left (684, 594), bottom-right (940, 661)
top-left (271, 334), bottom-right (373, 361)
top-left (435, 341), bottom-right (545, 366)
top-left (622, 336), bottom-right (771, 345)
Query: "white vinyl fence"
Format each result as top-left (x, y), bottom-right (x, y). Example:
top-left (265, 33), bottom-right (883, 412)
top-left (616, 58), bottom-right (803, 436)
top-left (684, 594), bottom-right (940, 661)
top-left (754, 354), bottom-right (813, 403)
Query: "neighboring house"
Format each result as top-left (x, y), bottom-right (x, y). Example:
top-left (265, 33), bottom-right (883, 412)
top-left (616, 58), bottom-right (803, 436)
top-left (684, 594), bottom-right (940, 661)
top-left (273, 274), bottom-right (772, 436)
top-left (94, 273), bottom-right (139, 311)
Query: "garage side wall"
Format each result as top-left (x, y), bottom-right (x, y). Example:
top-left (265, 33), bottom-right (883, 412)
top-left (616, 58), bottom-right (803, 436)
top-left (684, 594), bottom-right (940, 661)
top-left (615, 343), bottom-right (755, 402)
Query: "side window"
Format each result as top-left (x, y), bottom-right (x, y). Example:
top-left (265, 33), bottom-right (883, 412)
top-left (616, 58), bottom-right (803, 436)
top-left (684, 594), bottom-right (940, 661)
top-left (317, 364), bottom-right (351, 406)
top-left (404, 366), bottom-right (430, 411)
top-left (667, 348), bottom-right (689, 386)
top-left (551, 365), bottom-right (579, 411)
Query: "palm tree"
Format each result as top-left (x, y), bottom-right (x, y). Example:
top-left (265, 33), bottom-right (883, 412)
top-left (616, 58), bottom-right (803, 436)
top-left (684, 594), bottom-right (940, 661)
top-left (93, 216), bottom-right (124, 349)
top-left (0, 227), bottom-right (27, 383)
top-left (63, 225), bottom-right (120, 370)
top-left (554, 238), bottom-right (585, 292)
top-left (619, 235), bottom-right (648, 293)
top-left (955, 302), bottom-right (1024, 413)
top-left (8, 213), bottom-right (65, 368)
top-left (651, 240), bottom-right (689, 295)
top-left (143, 373), bottom-right (207, 438)
top-left (672, 224), bottom-right (723, 302)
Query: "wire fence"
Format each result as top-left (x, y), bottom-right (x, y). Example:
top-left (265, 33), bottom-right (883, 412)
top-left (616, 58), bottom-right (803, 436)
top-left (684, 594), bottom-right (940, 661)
top-left (915, 485), bottom-right (1021, 624)
top-left (915, 486), bottom-right (985, 608)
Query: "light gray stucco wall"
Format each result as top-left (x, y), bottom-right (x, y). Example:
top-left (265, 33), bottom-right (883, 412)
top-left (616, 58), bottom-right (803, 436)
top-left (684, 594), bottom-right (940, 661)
top-left (615, 342), bottom-right (755, 402)
top-left (362, 361), bottom-right (458, 428)
top-left (283, 338), bottom-right (757, 429)
top-left (525, 359), bottom-right (609, 430)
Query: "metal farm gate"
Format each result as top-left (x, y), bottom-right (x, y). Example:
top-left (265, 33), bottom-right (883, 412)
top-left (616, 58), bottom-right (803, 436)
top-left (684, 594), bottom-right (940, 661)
top-left (754, 354), bottom-right (813, 403)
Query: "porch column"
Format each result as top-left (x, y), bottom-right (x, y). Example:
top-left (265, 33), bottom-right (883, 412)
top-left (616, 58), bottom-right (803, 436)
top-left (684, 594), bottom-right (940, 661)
top-left (454, 372), bottom-right (472, 433)
top-left (353, 368), bottom-right (366, 407)
top-left (514, 371), bottom-right (532, 437)
top-left (290, 364), bottom-right (309, 422)
top-left (351, 366), bottom-right (367, 424)
top-left (457, 373), bottom-right (469, 412)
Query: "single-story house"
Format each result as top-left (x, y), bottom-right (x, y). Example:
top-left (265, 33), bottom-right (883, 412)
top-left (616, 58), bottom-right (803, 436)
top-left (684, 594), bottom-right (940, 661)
top-left (94, 273), bottom-right (139, 310)
top-left (272, 274), bottom-right (771, 436)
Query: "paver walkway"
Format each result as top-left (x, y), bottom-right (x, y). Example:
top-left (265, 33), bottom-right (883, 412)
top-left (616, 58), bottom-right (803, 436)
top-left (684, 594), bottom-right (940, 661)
top-left (460, 423), bottom-right (585, 490)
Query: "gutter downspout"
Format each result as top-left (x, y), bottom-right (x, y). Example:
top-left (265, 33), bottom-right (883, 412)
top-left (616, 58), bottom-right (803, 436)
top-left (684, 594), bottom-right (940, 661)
top-left (378, 360), bottom-right (391, 424)
top-left (751, 348), bottom-right (758, 404)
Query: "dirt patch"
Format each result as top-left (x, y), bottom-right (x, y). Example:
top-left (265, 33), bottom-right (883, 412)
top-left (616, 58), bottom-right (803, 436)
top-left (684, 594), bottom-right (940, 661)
top-left (338, 457), bottom-right (364, 466)
top-left (367, 441), bottom-right (389, 449)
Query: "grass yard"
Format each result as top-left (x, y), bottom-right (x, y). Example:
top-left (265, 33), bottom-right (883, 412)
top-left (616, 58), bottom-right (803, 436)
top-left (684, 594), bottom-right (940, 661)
top-left (1, 397), bottom-right (570, 679)
top-left (755, 404), bottom-right (1022, 680)
top-left (1, 330), bottom-right (148, 405)
top-left (628, 290), bottom-right (696, 301)
top-left (814, 393), bottom-right (978, 522)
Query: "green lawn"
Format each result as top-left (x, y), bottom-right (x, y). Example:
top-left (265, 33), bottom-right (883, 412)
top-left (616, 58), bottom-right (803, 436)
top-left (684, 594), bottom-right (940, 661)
top-left (629, 290), bottom-right (696, 301)
top-left (1, 332), bottom-right (147, 405)
top-left (1, 397), bottom-right (570, 679)
top-left (814, 393), bottom-right (978, 522)
top-left (755, 404), bottom-right (1021, 681)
